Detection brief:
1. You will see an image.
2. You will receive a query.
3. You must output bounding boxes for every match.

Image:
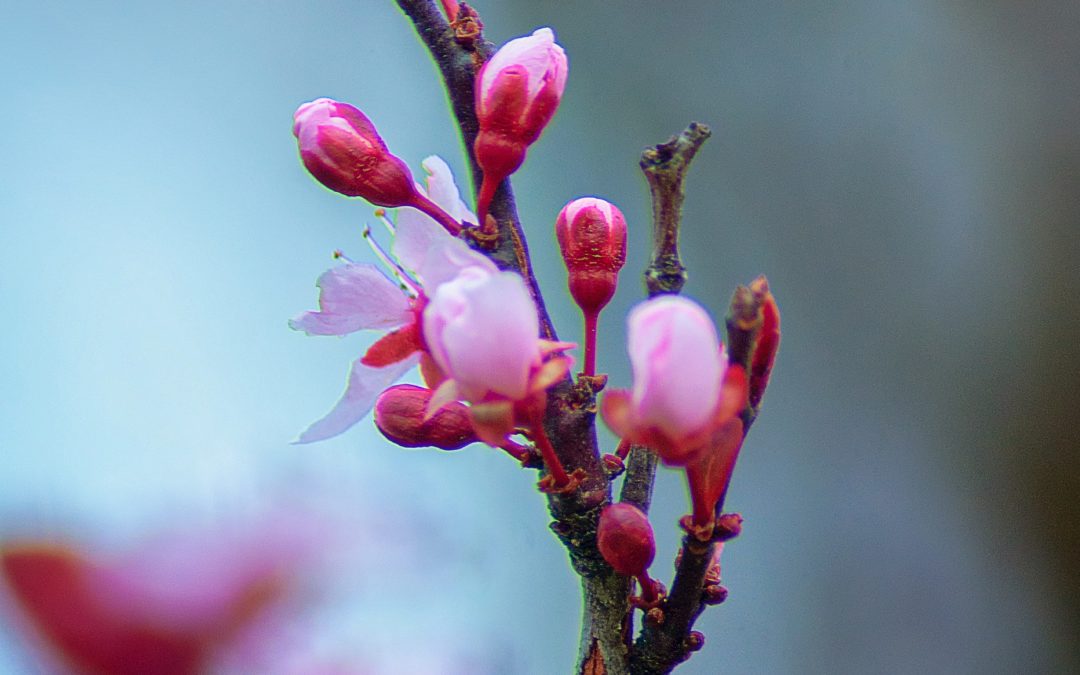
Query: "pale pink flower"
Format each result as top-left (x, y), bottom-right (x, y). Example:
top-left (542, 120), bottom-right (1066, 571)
top-left (601, 295), bottom-right (746, 466)
top-left (0, 524), bottom-right (315, 675)
top-left (423, 269), bottom-right (541, 404)
top-left (291, 157), bottom-right (494, 443)
top-left (629, 296), bottom-right (725, 438)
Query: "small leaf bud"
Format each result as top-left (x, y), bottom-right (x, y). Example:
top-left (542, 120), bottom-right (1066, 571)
top-left (374, 384), bottom-right (476, 450)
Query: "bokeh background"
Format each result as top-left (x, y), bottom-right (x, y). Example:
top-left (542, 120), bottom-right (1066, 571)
top-left (2, 1), bottom-right (1078, 672)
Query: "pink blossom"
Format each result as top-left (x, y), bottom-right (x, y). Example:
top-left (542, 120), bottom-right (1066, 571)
top-left (423, 269), bottom-right (540, 403)
top-left (601, 295), bottom-right (746, 466)
top-left (291, 157), bottom-right (494, 443)
top-left (629, 296), bottom-right (724, 439)
top-left (473, 27), bottom-right (568, 225)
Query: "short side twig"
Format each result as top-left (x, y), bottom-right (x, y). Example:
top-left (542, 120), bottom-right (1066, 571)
top-left (640, 122), bottom-right (712, 298)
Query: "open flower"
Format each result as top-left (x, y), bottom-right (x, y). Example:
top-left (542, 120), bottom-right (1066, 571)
top-left (290, 156), bottom-right (495, 443)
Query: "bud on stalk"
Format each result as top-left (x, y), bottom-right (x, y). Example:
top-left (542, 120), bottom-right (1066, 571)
top-left (293, 98), bottom-right (461, 234)
top-left (555, 197), bottom-right (627, 375)
top-left (474, 28), bottom-right (567, 229)
top-left (597, 503), bottom-right (661, 605)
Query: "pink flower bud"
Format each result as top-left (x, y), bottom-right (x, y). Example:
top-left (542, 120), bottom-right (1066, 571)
top-left (423, 269), bottom-right (541, 403)
top-left (473, 28), bottom-right (567, 224)
top-left (555, 197), bottom-right (627, 317)
top-left (629, 296), bottom-right (725, 443)
top-left (374, 384), bottom-right (476, 450)
top-left (293, 98), bottom-right (418, 207)
top-left (597, 503), bottom-right (655, 578)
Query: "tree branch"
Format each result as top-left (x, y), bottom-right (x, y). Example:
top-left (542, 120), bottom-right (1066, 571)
top-left (625, 125), bottom-right (736, 675)
top-left (395, 3), bottom-right (615, 672)
top-left (394, 0), bottom-right (556, 339)
top-left (640, 123), bottom-right (712, 298)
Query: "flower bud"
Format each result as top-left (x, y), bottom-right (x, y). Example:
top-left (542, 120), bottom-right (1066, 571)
top-left (597, 503), bottom-right (655, 578)
top-left (473, 28), bottom-right (567, 223)
top-left (629, 296), bottom-right (725, 446)
top-left (555, 197), bottom-right (627, 316)
top-left (748, 276), bottom-right (780, 410)
top-left (374, 384), bottom-right (476, 450)
top-left (293, 98), bottom-right (419, 207)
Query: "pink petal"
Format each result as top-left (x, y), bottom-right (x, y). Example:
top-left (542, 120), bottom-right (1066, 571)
top-left (420, 156), bottom-right (476, 225)
top-left (417, 238), bottom-right (498, 291)
top-left (480, 27), bottom-right (567, 102)
top-left (289, 263), bottom-right (413, 336)
top-left (424, 271), bottom-right (539, 401)
top-left (294, 354), bottom-right (420, 443)
top-left (391, 156), bottom-right (475, 274)
top-left (628, 296), bottom-right (723, 439)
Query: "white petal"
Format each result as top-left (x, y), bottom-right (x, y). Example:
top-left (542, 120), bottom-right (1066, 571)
top-left (289, 263), bottom-right (413, 336)
top-left (294, 354), bottom-right (420, 444)
top-left (418, 238), bottom-right (498, 291)
top-left (420, 156), bottom-right (477, 225)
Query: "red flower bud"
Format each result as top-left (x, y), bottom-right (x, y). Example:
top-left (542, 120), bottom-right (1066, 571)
top-left (556, 197), bottom-right (627, 316)
top-left (292, 98), bottom-right (418, 207)
top-left (374, 384), bottom-right (476, 450)
top-left (748, 276), bottom-right (780, 409)
top-left (597, 503), bottom-right (655, 578)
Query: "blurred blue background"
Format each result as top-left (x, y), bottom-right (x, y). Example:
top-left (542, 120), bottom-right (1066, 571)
top-left (2, 1), bottom-right (1078, 673)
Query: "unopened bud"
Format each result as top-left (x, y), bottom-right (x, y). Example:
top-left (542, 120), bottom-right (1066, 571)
top-left (556, 197), bottom-right (627, 317)
top-left (597, 503), bottom-right (655, 578)
top-left (473, 28), bottom-right (567, 224)
top-left (293, 98), bottom-right (419, 207)
top-left (748, 276), bottom-right (780, 409)
top-left (374, 384), bottom-right (476, 450)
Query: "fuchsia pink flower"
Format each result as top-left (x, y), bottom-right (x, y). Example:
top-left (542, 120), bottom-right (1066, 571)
top-left (293, 99), bottom-right (463, 234)
top-left (474, 28), bottom-right (568, 227)
top-left (290, 156), bottom-right (495, 443)
top-left (601, 295), bottom-right (748, 537)
top-left (555, 197), bottom-right (628, 376)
